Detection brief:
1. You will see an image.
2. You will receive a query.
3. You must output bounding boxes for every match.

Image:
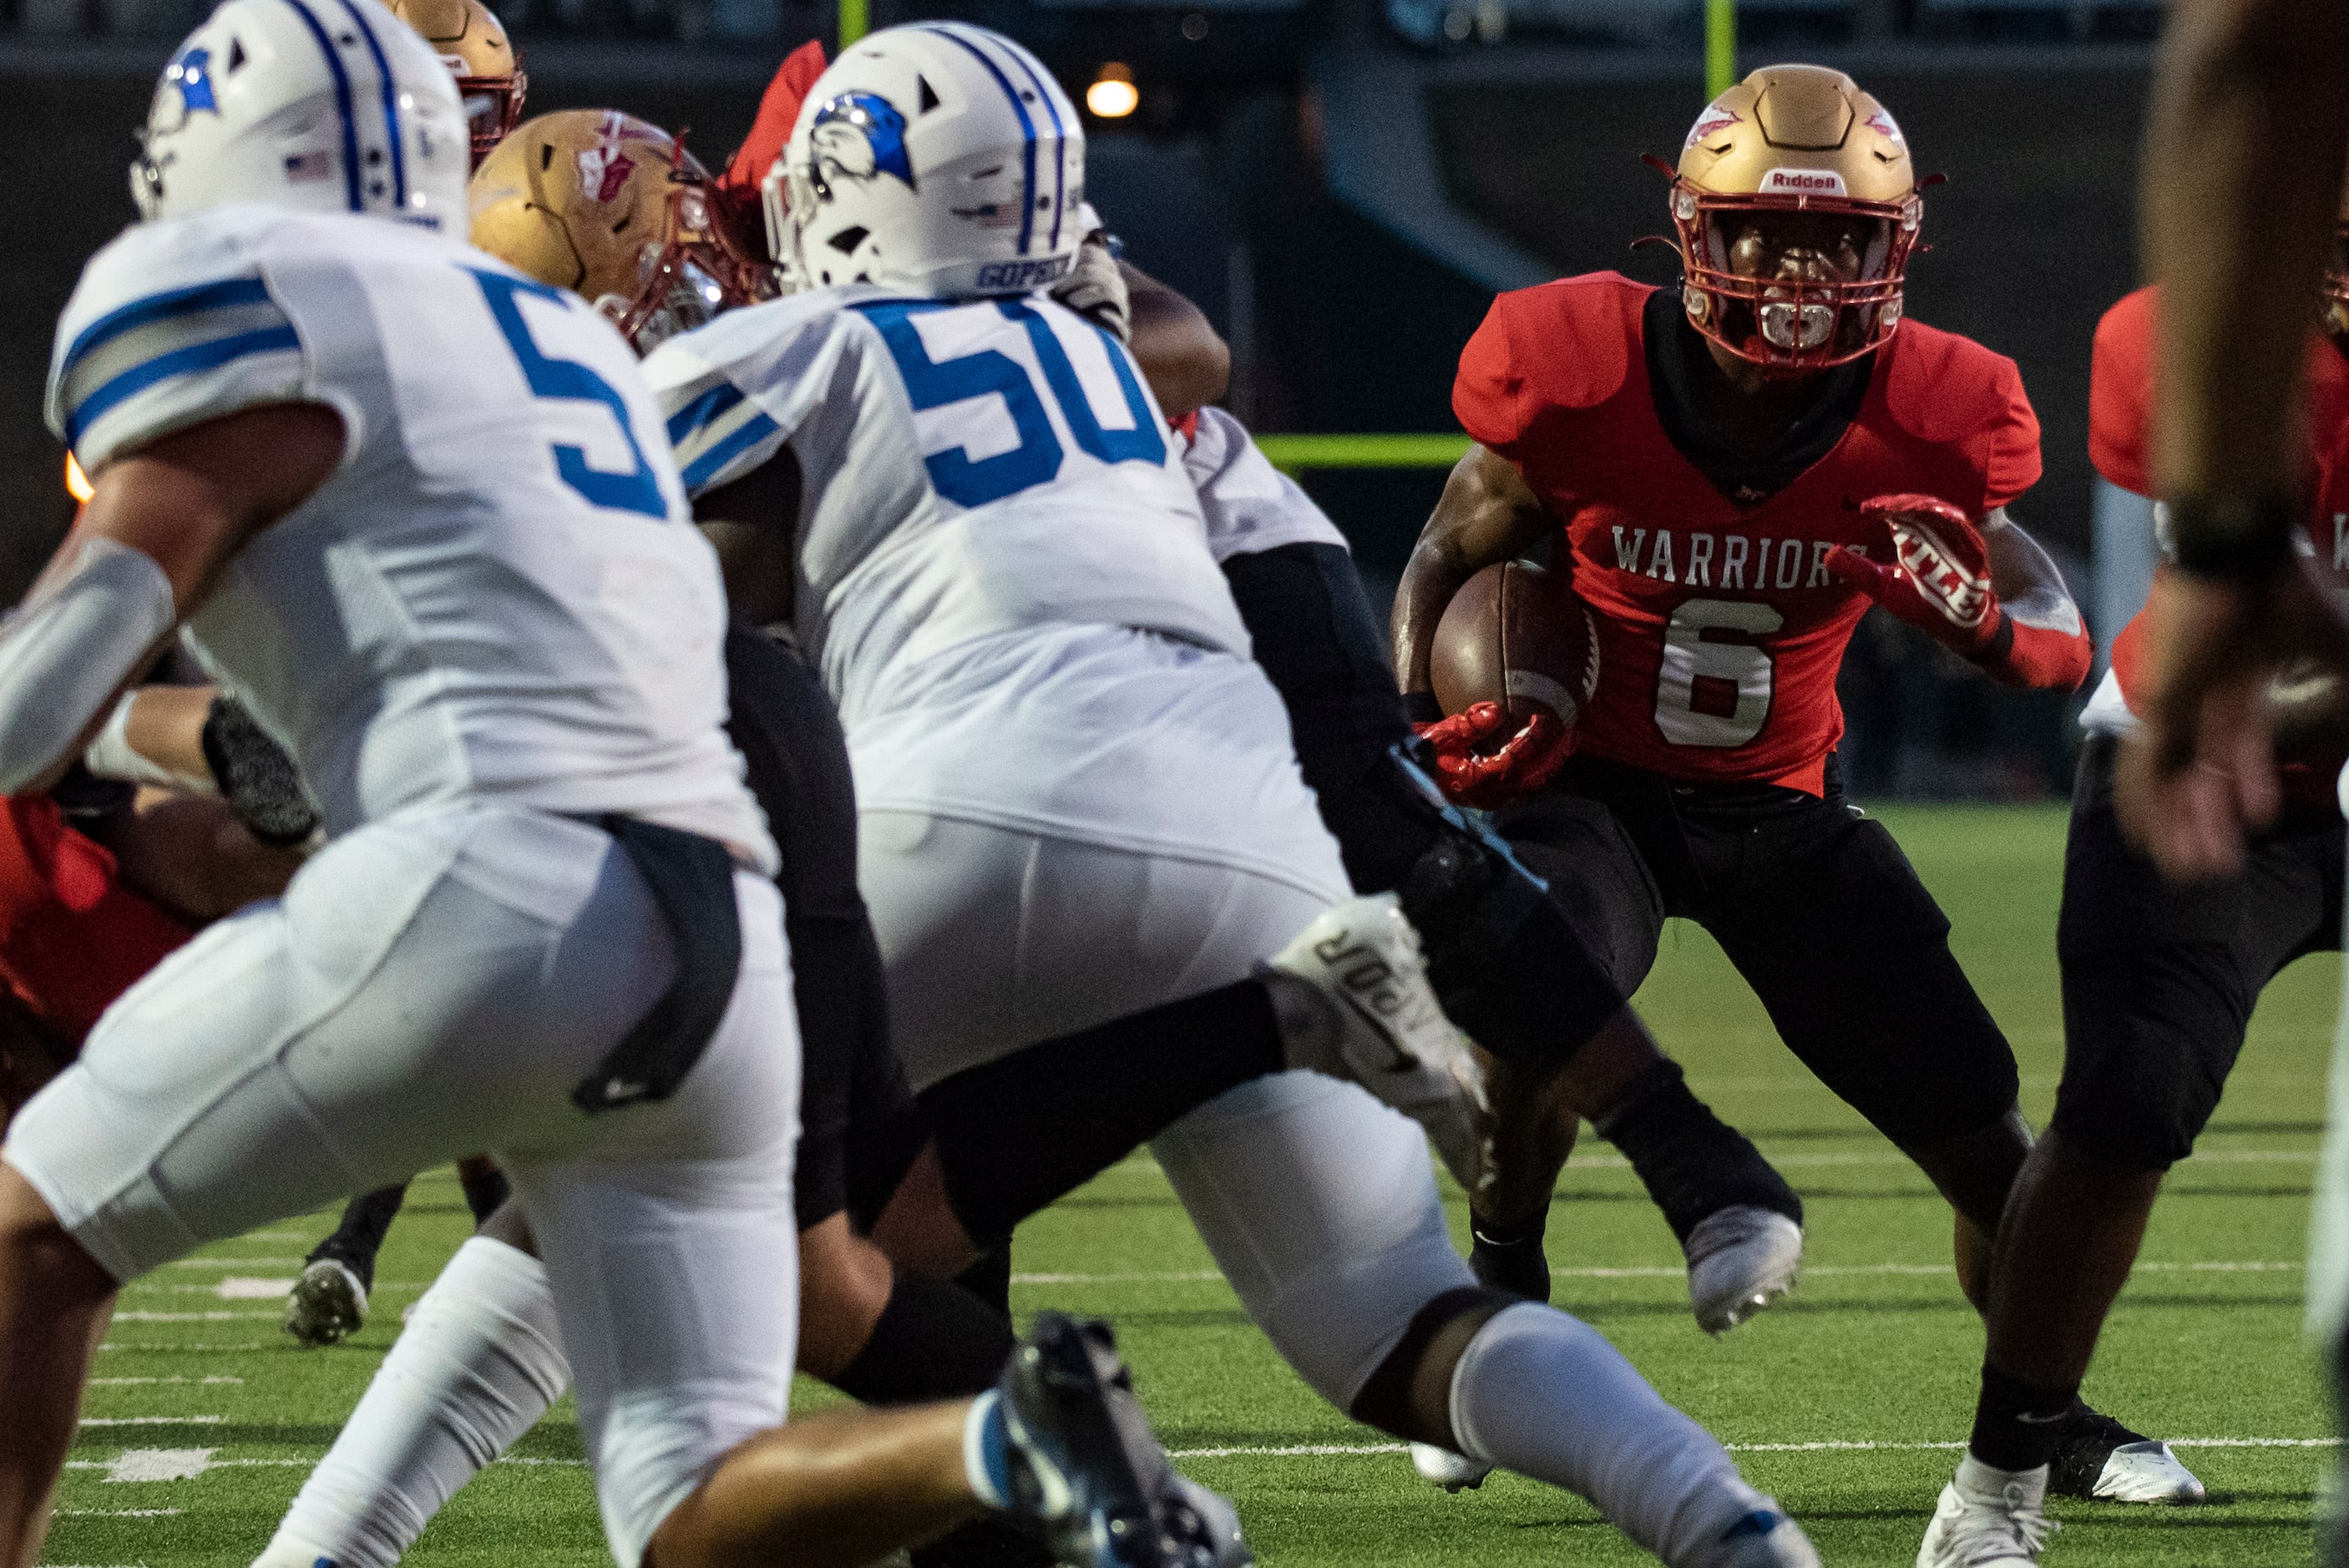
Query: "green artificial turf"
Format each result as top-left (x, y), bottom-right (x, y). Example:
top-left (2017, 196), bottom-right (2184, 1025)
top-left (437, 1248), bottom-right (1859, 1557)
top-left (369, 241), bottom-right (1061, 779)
top-left (48, 802), bottom-right (2341, 1566)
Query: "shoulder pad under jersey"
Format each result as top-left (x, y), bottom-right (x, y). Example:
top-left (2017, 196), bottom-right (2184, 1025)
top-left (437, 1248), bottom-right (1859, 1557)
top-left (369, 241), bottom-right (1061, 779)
top-left (48, 209), bottom-right (310, 472)
top-left (644, 288), bottom-right (877, 496)
top-left (1494, 271), bottom-right (1648, 412)
top-left (1878, 317), bottom-right (2029, 447)
top-left (2088, 286), bottom-right (2159, 496)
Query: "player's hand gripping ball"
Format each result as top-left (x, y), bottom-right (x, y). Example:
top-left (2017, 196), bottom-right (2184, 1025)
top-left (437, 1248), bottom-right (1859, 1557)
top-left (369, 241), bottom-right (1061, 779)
top-left (1421, 559), bottom-right (1598, 808)
top-left (1828, 493), bottom-right (2004, 655)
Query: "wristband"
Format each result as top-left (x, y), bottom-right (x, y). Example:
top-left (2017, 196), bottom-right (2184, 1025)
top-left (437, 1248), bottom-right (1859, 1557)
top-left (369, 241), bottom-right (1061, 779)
top-left (1963, 607), bottom-right (2015, 671)
top-left (2167, 492), bottom-right (2296, 583)
top-left (1403, 690), bottom-right (1445, 726)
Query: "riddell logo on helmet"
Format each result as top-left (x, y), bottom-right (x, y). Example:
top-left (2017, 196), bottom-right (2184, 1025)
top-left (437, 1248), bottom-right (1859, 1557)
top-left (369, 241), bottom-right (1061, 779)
top-left (1759, 168), bottom-right (1847, 196)
top-left (976, 256), bottom-right (1073, 291)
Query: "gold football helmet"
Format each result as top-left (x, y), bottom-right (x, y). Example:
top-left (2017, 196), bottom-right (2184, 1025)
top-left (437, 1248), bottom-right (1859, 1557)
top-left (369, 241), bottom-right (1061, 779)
top-left (389, 0), bottom-right (524, 166)
top-left (1667, 64), bottom-right (1923, 374)
top-left (469, 109), bottom-right (775, 352)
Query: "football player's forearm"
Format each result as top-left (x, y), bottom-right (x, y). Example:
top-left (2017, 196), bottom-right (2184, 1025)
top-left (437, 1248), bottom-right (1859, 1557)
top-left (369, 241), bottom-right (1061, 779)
top-left (2147, 0), bottom-right (2349, 543)
top-left (1971, 514), bottom-right (2093, 690)
top-left (1393, 539), bottom-right (1471, 703)
top-left (1393, 448), bottom-right (1547, 700)
top-left (1121, 262), bottom-right (1230, 417)
top-left (118, 685), bottom-right (217, 790)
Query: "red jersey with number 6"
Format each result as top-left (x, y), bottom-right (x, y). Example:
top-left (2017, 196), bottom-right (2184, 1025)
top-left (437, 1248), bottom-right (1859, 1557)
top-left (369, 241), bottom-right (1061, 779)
top-left (1455, 272), bottom-right (2041, 795)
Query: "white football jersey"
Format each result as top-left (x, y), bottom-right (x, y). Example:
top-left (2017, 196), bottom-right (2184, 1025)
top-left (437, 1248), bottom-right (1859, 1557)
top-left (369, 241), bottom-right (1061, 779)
top-left (47, 205), bottom-right (773, 867)
top-left (1182, 407), bottom-right (1349, 564)
top-left (644, 290), bottom-right (1338, 883)
top-left (643, 287), bottom-right (1247, 694)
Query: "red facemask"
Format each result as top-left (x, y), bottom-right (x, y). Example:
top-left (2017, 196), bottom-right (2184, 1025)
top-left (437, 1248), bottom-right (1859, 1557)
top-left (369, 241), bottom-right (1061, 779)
top-left (1667, 176), bottom-right (1923, 375)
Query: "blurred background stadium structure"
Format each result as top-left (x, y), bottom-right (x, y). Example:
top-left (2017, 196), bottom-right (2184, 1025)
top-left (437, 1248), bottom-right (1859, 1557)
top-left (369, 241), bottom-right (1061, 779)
top-left (0, 0), bottom-right (2170, 797)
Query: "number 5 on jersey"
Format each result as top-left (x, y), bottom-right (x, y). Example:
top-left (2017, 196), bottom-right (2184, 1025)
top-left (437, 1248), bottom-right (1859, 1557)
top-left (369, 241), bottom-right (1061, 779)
top-left (469, 268), bottom-right (671, 520)
top-left (856, 297), bottom-right (1167, 509)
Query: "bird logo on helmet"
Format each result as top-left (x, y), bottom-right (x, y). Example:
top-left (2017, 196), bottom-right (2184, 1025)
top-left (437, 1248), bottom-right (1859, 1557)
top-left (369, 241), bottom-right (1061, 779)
top-left (1661, 63), bottom-right (1925, 375)
top-left (770, 22), bottom-right (1086, 300)
top-left (807, 93), bottom-right (915, 199)
top-left (387, 0), bottom-right (524, 167)
top-left (133, 0), bottom-right (470, 230)
top-left (468, 109), bottom-right (777, 353)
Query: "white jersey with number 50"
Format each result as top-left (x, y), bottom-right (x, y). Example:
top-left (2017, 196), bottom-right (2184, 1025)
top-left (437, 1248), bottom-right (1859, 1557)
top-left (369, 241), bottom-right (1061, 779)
top-left (45, 205), bottom-right (772, 868)
top-left (645, 289), bottom-right (1335, 884)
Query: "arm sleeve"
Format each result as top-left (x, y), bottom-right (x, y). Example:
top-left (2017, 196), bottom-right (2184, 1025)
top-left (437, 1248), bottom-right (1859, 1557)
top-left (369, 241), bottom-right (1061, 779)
top-left (1977, 609), bottom-right (2094, 693)
top-left (48, 231), bottom-right (308, 474)
top-left (1219, 542), bottom-right (1429, 895)
top-left (1978, 357), bottom-right (2043, 513)
top-left (1452, 298), bottom-right (1528, 460)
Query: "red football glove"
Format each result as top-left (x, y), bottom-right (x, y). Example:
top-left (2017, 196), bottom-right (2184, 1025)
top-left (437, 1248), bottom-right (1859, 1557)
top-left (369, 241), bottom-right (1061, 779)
top-left (1828, 493), bottom-right (2003, 654)
top-left (1830, 493), bottom-right (2093, 690)
top-left (1413, 701), bottom-right (1574, 809)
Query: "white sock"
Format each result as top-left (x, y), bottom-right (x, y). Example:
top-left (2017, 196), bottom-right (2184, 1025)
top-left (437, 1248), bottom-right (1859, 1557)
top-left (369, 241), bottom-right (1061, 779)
top-left (257, 1237), bottom-right (572, 1568)
top-left (1448, 1302), bottom-right (1763, 1567)
top-left (1954, 1452), bottom-right (2048, 1504)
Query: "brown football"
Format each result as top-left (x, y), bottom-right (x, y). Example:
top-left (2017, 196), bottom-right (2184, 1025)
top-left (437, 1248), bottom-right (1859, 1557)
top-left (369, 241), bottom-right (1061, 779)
top-left (1430, 559), bottom-right (1601, 739)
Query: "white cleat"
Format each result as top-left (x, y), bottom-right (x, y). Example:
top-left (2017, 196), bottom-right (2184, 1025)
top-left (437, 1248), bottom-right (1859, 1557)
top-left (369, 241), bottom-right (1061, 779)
top-left (1262, 893), bottom-right (1491, 1198)
top-left (1685, 1206), bottom-right (1804, 1336)
top-left (1704, 1500), bottom-right (1820, 1568)
top-left (282, 1258), bottom-right (367, 1348)
top-left (1916, 1463), bottom-right (2058, 1568)
top-left (2083, 1439), bottom-right (2205, 1504)
top-left (1409, 1443), bottom-right (1492, 1493)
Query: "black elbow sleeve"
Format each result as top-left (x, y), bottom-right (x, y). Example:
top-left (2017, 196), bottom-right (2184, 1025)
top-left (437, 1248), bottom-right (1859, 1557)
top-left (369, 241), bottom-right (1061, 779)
top-left (1221, 543), bottom-right (1429, 893)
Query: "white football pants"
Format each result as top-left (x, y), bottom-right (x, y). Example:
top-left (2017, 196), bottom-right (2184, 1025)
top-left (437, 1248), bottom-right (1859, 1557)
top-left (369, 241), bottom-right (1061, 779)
top-left (858, 808), bottom-right (1479, 1409)
top-left (4, 804), bottom-right (801, 1568)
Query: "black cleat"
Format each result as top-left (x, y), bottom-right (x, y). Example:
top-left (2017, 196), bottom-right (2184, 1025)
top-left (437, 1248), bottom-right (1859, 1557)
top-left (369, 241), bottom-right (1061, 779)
top-left (2048, 1401), bottom-right (2205, 1505)
top-left (997, 1313), bottom-right (1251, 1568)
top-left (282, 1258), bottom-right (368, 1348)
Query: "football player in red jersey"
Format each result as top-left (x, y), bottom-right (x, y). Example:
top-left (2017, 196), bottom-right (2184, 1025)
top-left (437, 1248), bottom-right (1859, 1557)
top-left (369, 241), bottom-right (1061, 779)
top-left (1390, 63), bottom-right (2200, 1508)
top-left (1913, 246), bottom-right (2349, 1567)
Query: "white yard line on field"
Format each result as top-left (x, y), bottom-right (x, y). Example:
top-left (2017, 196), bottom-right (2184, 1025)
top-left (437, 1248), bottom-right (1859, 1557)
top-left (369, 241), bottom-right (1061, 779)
top-left (57, 1510), bottom-right (180, 1519)
top-left (1098, 1147), bottom-right (2317, 1178)
top-left (165, 1259), bottom-right (302, 1269)
top-left (74, 1429), bottom-right (2344, 1486)
top-left (88, 1378), bottom-right (242, 1387)
top-left (1167, 1436), bottom-right (2344, 1460)
top-left (77, 1419), bottom-right (223, 1429)
top-left (1014, 1259), bottom-right (2310, 1287)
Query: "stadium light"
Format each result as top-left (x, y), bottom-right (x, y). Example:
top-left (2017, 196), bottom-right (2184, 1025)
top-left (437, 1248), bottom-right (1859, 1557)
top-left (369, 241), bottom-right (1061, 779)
top-left (1087, 63), bottom-right (1139, 119)
top-left (64, 453), bottom-right (91, 503)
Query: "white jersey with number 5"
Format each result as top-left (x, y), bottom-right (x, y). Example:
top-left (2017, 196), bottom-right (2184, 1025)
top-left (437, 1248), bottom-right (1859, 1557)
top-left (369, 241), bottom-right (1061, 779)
top-left (45, 205), bottom-right (772, 868)
top-left (645, 289), bottom-right (1334, 886)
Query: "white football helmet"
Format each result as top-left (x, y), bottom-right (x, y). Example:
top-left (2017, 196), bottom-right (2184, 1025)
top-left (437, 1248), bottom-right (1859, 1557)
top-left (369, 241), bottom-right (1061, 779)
top-left (768, 22), bottom-right (1086, 299)
top-left (133, 0), bottom-right (469, 231)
